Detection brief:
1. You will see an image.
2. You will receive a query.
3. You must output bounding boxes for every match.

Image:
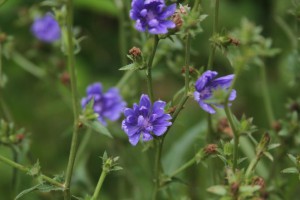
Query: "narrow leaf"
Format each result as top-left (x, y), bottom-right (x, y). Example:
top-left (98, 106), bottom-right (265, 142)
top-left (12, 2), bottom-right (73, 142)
top-left (207, 185), bottom-right (227, 196)
top-left (15, 184), bottom-right (42, 200)
top-left (281, 167), bottom-right (299, 174)
top-left (82, 120), bottom-right (112, 138)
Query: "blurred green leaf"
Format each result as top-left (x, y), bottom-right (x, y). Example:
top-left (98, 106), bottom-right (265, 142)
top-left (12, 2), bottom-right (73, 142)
top-left (15, 184), bottom-right (41, 200)
top-left (82, 120), bottom-right (113, 138)
top-left (207, 185), bottom-right (227, 196)
top-left (281, 167), bottom-right (299, 174)
top-left (74, 0), bottom-right (117, 16)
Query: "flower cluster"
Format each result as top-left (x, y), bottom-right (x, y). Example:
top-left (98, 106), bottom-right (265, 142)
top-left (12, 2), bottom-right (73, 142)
top-left (122, 94), bottom-right (172, 146)
top-left (130, 0), bottom-right (176, 34)
top-left (194, 70), bottom-right (236, 114)
top-left (81, 83), bottom-right (126, 125)
top-left (31, 14), bottom-right (61, 43)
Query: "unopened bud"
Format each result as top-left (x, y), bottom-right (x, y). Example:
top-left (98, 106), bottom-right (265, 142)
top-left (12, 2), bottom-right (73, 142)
top-left (271, 121), bottom-right (281, 132)
top-left (256, 133), bottom-right (270, 156)
top-left (230, 182), bottom-right (239, 196)
top-left (204, 144), bottom-right (218, 155)
top-left (252, 176), bottom-right (265, 189)
top-left (0, 33), bottom-right (7, 43)
top-left (60, 72), bottom-right (70, 85)
top-left (16, 134), bottom-right (25, 142)
top-left (217, 117), bottom-right (233, 138)
top-left (129, 47), bottom-right (142, 58)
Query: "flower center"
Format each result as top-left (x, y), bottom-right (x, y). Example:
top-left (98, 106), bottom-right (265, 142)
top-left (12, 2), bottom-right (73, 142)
top-left (200, 88), bottom-right (212, 100)
top-left (138, 115), bottom-right (153, 132)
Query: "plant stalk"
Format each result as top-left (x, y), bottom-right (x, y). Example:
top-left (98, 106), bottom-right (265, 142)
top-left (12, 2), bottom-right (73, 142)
top-left (64, 0), bottom-right (81, 199)
top-left (0, 154), bottom-right (64, 188)
top-left (91, 169), bottom-right (108, 200)
top-left (147, 35), bottom-right (159, 102)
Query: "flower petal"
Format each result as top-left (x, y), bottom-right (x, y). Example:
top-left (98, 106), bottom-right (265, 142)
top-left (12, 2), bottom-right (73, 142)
top-left (195, 70), bottom-right (218, 92)
top-left (129, 133), bottom-right (140, 146)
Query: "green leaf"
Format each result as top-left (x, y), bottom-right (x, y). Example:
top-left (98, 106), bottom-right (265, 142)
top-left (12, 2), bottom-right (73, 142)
top-left (287, 154), bottom-right (297, 165)
top-left (36, 183), bottom-right (64, 192)
top-left (15, 184), bottom-right (42, 200)
top-left (281, 167), bottom-right (299, 174)
top-left (207, 185), bottom-right (227, 196)
top-left (119, 63), bottom-right (139, 71)
top-left (82, 120), bottom-right (112, 138)
top-left (263, 152), bottom-right (274, 162)
top-left (27, 160), bottom-right (41, 177)
top-left (111, 166), bottom-right (123, 171)
top-left (239, 185), bottom-right (261, 196)
top-left (268, 143), bottom-right (281, 150)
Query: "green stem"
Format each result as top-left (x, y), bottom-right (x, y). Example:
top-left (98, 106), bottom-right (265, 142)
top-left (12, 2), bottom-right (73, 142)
top-left (259, 64), bottom-right (274, 127)
top-left (147, 35), bottom-right (159, 102)
top-left (184, 34), bottom-right (191, 95)
top-left (170, 157), bottom-right (196, 178)
top-left (10, 146), bottom-right (19, 195)
top-left (0, 154), bottom-right (64, 188)
top-left (117, 1), bottom-right (127, 66)
top-left (116, 71), bottom-right (134, 89)
top-left (64, 0), bottom-right (80, 199)
top-left (224, 104), bottom-right (239, 171)
top-left (0, 43), bottom-right (2, 86)
top-left (206, 0), bottom-right (219, 70)
top-left (91, 169), bottom-right (108, 200)
top-left (245, 155), bottom-right (260, 178)
top-left (152, 138), bottom-right (164, 200)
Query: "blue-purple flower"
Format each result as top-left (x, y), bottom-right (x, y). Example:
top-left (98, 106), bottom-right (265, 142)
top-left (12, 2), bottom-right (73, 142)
top-left (130, 0), bottom-right (176, 34)
top-left (122, 94), bottom-right (172, 146)
top-left (81, 83), bottom-right (126, 125)
top-left (31, 14), bottom-right (61, 43)
top-left (194, 70), bottom-right (236, 114)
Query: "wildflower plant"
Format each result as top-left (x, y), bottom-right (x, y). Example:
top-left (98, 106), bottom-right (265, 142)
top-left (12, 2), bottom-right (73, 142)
top-left (1, 0), bottom-right (300, 200)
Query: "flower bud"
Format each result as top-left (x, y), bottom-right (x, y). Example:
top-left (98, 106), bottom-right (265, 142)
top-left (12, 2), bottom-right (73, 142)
top-left (129, 47), bottom-right (142, 58)
top-left (204, 144), bottom-right (218, 155)
top-left (0, 33), bottom-right (7, 43)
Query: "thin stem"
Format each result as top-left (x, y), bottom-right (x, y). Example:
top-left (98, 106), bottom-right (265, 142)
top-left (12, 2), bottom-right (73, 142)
top-left (64, 0), bottom-right (80, 199)
top-left (152, 138), bottom-right (164, 200)
top-left (184, 34), bottom-right (191, 95)
top-left (91, 169), bottom-right (108, 200)
top-left (259, 64), bottom-right (274, 127)
top-left (206, 0), bottom-right (219, 70)
top-left (116, 71), bottom-right (134, 89)
top-left (245, 155), bottom-right (260, 178)
top-left (170, 157), bottom-right (196, 178)
top-left (10, 146), bottom-right (19, 195)
top-left (147, 35), bottom-right (159, 102)
top-left (0, 154), bottom-right (64, 188)
top-left (224, 104), bottom-right (239, 171)
top-left (117, 1), bottom-right (127, 66)
top-left (0, 43), bottom-right (2, 86)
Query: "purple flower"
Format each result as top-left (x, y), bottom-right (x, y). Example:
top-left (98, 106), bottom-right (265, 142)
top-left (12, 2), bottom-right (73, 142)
top-left (81, 83), bottom-right (126, 125)
top-left (122, 94), bottom-right (172, 146)
top-left (31, 14), bottom-right (61, 43)
top-left (130, 0), bottom-right (176, 34)
top-left (194, 70), bottom-right (236, 114)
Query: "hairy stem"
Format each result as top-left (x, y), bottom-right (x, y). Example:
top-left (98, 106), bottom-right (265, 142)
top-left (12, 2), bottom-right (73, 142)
top-left (170, 157), bottom-right (196, 178)
top-left (64, 0), bottom-right (80, 199)
top-left (0, 154), bottom-right (64, 188)
top-left (147, 35), bottom-right (159, 102)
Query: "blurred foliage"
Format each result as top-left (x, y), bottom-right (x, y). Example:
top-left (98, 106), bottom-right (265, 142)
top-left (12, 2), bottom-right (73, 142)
top-left (0, 0), bottom-right (300, 199)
